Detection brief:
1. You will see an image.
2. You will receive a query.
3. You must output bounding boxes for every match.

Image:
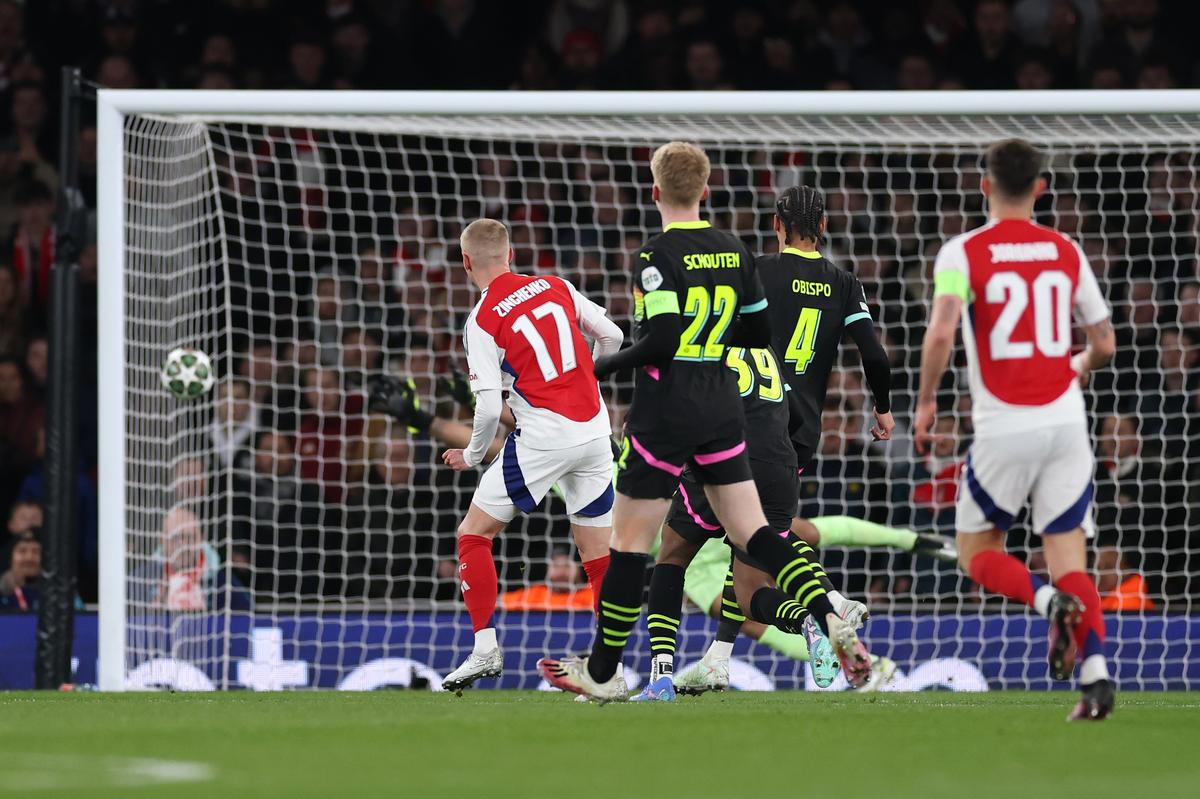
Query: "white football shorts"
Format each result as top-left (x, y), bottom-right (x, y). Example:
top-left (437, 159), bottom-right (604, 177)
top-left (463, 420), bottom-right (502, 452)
top-left (472, 433), bottom-right (614, 527)
top-left (956, 420), bottom-right (1096, 537)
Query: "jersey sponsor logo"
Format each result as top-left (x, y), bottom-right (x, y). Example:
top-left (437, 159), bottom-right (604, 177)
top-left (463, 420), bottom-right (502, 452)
top-left (639, 251), bottom-right (653, 261)
top-left (988, 242), bottom-right (1058, 263)
top-left (791, 279), bottom-right (832, 297)
top-left (682, 252), bottom-right (741, 270)
top-left (492, 278), bottom-right (553, 317)
top-left (640, 266), bottom-right (664, 291)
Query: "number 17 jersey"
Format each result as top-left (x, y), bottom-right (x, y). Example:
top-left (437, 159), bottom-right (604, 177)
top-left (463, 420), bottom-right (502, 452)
top-left (465, 271), bottom-right (611, 450)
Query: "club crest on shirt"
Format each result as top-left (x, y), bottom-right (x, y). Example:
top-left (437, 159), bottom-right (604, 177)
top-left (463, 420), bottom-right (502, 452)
top-left (641, 266), bottom-right (664, 291)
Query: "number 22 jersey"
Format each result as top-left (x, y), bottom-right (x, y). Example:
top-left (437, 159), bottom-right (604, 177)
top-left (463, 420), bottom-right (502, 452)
top-left (933, 218), bottom-right (1109, 436)
top-left (627, 221), bottom-right (767, 443)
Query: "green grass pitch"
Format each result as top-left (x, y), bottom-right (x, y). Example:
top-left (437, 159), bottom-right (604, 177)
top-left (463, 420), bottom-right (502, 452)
top-left (1, 691), bottom-right (1197, 798)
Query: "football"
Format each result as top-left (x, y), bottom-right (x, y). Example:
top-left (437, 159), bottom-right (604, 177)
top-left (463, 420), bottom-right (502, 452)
top-left (160, 346), bottom-right (215, 400)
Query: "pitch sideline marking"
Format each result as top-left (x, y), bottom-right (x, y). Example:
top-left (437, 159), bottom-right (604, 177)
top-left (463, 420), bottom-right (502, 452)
top-left (0, 753), bottom-right (215, 791)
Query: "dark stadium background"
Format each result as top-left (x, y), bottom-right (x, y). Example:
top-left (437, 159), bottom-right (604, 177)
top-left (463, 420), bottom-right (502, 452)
top-left (1, 0), bottom-right (1197, 617)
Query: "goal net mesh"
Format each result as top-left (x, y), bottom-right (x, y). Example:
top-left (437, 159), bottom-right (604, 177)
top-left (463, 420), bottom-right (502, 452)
top-left (117, 109), bottom-right (1197, 691)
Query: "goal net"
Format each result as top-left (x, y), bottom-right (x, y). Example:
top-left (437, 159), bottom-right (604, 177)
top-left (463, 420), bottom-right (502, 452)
top-left (98, 92), bottom-right (1198, 692)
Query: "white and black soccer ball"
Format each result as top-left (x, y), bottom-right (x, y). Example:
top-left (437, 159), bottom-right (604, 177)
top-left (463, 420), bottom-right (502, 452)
top-left (160, 346), bottom-right (215, 400)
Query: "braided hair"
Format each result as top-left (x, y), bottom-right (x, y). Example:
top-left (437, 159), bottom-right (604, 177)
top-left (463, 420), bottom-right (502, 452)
top-left (775, 185), bottom-right (826, 245)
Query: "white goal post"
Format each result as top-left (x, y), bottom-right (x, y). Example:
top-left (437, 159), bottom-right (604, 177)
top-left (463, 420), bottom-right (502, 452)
top-left (97, 90), bottom-right (1200, 693)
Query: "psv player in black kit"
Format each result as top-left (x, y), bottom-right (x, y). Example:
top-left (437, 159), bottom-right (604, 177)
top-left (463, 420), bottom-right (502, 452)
top-left (539, 145), bottom-right (870, 702)
top-left (759, 186), bottom-right (896, 464)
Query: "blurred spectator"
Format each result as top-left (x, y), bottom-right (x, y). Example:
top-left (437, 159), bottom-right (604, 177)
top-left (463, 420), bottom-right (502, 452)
top-left (546, 0), bottom-right (629, 57)
top-left (500, 545), bottom-right (594, 611)
top-left (0, 355), bottom-right (41, 507)
top-left (684, 39), bottom-right (729, 91)
top-left (0, 530), bottom-right (41, 611)
top-left (896, 51), bottom-right (938, 91)
top-left (282, 35), bottom-right (328, 90)
top-left (232, 430), bottom-right (326, 599)
top-left (2, 79), bottom-right (52, 171)
top-left (1095, 545), bottom-right (1156, 611)
top-left (0, 262), bottom-right (26, 355)
top-left (910, 415), bottom-right (962, 520)
top-left (559, 28), bottom-right (604, 89)
top-left (6, 498), bottom-right (40, 538)
top-left (23, 332), bottom-right (46, 397)
top-left (1013, 49), bottom-right (1056, 90)
top-left (209, 378), bottom-right (259, 472)
top-left (137, 505), bottom-right (251, 612)
top-left (16, 423), bottom-right (98, 600)
top-left (818, 1), bottom-right (889, 88)
top-left (296, 365), bottom-right (371, 503)
top-left (8, 178), bottom-right (54, 320)
top-left (358, 433), bottom-right (451, 599)
top-left (949, 0), bottom-right (1018, 89)
top-left (95, 54), bottom-right (139, 89)
top-left (1097, 0), bottom-right (1177, 81)
top-left (1094, 412), bottom-right (1188, 598)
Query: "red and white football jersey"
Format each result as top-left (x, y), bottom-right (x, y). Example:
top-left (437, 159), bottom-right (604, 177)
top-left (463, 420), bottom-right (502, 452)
top-left (465, 272), bottom-right (611, 450)
top-left (933, 218), bottom-right (1110, 435)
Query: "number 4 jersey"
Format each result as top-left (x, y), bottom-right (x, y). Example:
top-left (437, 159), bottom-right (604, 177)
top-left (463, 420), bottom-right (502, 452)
top-left (755, 247), bottom-right (875, 462)
top-left (465, 271), bottom-right (612, 449)
top-left (933, 218), bottom-right (1110, 436)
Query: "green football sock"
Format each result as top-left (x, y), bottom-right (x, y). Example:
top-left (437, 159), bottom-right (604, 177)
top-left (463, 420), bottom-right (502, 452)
top-left (810, 516), bottom-right (917, 551)
top-left (758, 626), bottom-right (810, 662)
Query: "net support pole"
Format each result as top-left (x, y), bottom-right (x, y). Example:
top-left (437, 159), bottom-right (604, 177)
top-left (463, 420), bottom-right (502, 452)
top-left (96, 92), bottom-right (126, 692)
top-left (35, 66), bottom-right (86, 689)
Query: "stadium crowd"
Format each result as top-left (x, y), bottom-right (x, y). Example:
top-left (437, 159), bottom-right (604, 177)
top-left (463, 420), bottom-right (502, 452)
top-left (0, 0), bottom-right (1197, 610)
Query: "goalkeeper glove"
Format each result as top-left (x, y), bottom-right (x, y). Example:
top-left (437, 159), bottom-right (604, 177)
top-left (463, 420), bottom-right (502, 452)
top-left (438, 367), bottom-right (475, 411)
top-left (367, 374), bottom-right (434, 433)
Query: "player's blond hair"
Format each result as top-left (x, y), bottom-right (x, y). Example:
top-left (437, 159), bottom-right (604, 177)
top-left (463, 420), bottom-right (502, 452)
top-left (460, 218), bottom-right (510, 264)
top-left (650, 141), bottom-right (710, 208)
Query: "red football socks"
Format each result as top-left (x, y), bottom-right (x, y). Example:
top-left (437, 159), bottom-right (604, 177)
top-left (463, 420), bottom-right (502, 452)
top-left (1056, 571), bottom-right (1106, 659)
top-left (969, 549), bottom-right (1044, 607)
top-left (457, 534), bottom-right (498, 633)
top-left (582, 554), bottom-right (610, 616)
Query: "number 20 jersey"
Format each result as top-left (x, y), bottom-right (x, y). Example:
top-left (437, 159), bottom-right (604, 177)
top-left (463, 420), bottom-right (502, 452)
top-left (755, 247), bottom-right (873, 461)
top-left (627, 221), bottom-right (766, 443)
top-left (465, 271), bottom-right (611, 450)
top-left (933, 218), bottom-right (1109, 436)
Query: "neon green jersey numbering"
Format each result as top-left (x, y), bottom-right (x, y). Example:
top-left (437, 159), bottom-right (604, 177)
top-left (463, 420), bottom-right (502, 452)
top-left (726, 347), bottom-right (785, 402)
top-left (676, 285), bottom-right (737, 361)
top-left (784, 307), bottom-right (822, 374)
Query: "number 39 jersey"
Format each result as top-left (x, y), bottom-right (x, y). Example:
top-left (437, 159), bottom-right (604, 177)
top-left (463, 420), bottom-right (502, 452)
top-left (465, 271), bottom-right (611, 450)
top-left (755, 247), bottom-right (873, 461)
top-left (933, 219), bottom-right (1110, 436)
top-left (627, 221), bottom-right (766, 443)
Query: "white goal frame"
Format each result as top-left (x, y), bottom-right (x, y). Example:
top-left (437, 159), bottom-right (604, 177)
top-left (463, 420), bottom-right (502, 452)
top-left (96, 89), bottom-right (1200, 692)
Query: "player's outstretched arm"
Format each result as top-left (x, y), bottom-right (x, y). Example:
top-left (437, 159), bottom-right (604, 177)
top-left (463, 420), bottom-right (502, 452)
top-left (725, 305), bottom-right (772, 348)
top-left (593, 310), bottom-right (680, 379)
top-left (914, 293), bottom-right (963, 454)
top-left (845, 317), bottom-right (894, 440)
top-left (1071, 319), bottom-right (1116, 387)
top-left (570, 285), bottom-right (624, 360)
top-left (444, 388), bottom-right (503, 471)
top-left (1069, 258), bottom-right (1116, 387)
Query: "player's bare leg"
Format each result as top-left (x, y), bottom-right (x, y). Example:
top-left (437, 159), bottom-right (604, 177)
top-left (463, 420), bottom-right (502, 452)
top-left (443, 504), bottom-right (507, 694)
top-left (539, 493), bottom-right (667, 702)
top-left (1044, 529), bottom-right (1114, 721)
top-left (704, 480), bottom-right (871, 687)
